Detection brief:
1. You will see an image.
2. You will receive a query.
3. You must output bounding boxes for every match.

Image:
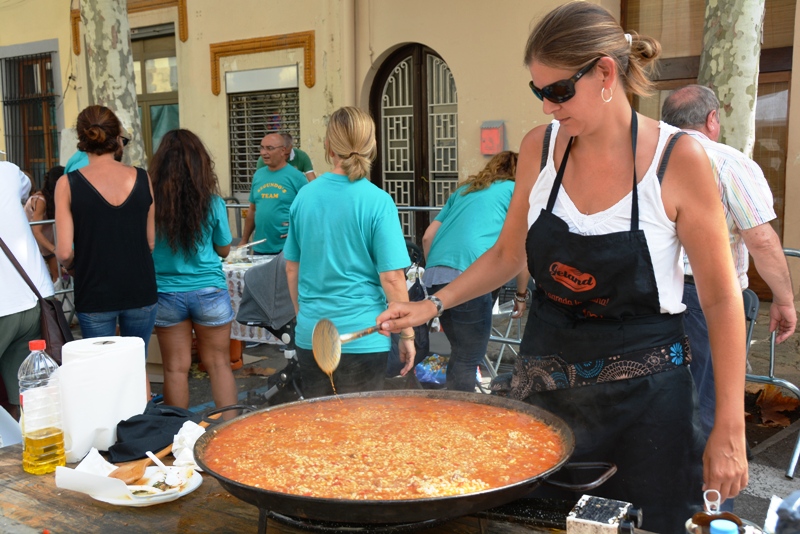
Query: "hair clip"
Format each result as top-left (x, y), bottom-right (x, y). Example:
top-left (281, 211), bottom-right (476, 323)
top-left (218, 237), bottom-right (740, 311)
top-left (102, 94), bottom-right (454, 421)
top-left (624, 33), bottom-right (633, 46)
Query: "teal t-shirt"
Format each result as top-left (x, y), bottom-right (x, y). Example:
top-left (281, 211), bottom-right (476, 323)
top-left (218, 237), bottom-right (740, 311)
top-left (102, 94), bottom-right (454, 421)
top-left (64, 151), bottom-right (89, 173)
top-left (426, 180), bottom-right (515, 272)
top-left (284, 172), bottom-right (410, 352)
top-left (256, 148), bottom-right (313, 173)
top-left (248, 164), bottom-right (308, 254)
top-left (152, 195), bottom-right (232, 292)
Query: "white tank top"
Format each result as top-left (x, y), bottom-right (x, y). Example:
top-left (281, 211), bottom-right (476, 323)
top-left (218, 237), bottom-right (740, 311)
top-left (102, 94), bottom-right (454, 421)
top-left (528, 120), bottom-right (686, 314)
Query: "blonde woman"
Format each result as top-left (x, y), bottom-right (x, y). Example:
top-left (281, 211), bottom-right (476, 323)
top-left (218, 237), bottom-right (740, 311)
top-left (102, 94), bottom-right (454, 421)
top-left (284, 107), bottom-right (415, 398)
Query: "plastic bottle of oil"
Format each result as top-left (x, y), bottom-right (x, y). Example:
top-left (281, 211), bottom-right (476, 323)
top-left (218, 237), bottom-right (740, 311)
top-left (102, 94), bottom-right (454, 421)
top-left (17, 340), bottom-right (66, 475)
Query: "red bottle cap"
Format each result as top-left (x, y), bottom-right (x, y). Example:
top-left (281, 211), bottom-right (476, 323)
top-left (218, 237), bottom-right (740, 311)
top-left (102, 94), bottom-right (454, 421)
top-left (28, 340), bottom-right (46, 351)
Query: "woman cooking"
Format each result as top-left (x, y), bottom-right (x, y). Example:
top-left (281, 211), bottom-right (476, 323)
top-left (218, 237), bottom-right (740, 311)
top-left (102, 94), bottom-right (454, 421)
top-left (377, 3), bottom-right (748, 532)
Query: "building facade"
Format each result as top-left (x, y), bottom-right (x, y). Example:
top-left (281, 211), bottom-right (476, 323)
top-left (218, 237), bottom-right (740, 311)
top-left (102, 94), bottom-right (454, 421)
top-left (1, 0), bottom-right (799, 294)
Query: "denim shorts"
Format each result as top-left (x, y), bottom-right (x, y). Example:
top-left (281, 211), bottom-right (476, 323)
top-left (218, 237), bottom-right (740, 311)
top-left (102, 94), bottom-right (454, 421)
top-left (154, 287), bottom-right (234, 328)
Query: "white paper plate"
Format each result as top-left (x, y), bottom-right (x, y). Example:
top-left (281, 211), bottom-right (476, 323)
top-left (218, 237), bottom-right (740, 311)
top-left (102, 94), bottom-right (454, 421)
top-left (93, 467), bottom-right (202, 507)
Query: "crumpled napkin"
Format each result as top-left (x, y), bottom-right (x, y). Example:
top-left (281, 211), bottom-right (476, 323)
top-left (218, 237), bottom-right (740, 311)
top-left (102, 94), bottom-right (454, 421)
top-left (171, 421), bottom-right (206, 471)
top-left (55, 448), bottom-right (136, 499)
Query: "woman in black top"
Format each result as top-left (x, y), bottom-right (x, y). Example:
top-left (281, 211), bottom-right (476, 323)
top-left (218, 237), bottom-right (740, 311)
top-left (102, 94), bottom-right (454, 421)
top-left (55, 105), bottom-right (158, 355)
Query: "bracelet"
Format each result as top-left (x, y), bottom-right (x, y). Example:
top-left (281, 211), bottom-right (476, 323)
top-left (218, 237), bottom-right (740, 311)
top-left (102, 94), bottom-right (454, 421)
top-left (514, 289), bottom-right (529, 303)
top-left (399, 332), bottom-right (415, 340)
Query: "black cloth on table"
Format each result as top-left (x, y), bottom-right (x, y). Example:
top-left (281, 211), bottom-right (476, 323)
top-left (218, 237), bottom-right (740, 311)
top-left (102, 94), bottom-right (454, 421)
top-left (107, 401), bottom-right (201, 462)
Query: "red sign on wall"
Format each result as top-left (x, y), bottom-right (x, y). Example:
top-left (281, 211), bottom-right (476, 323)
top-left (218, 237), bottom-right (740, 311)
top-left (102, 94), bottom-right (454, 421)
top-left (480, 121), bottom-right (505, 155)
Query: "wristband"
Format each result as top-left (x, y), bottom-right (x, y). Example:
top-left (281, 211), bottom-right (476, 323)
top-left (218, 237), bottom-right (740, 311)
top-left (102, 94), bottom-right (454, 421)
top-left (425, 295), bottom-right (444, 317)
top-left (399, 332), bottom-right (415, 340)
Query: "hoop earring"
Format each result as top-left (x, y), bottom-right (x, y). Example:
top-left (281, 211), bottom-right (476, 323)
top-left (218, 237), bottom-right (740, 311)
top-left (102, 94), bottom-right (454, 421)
top-left (601, 87), bottom-right (613, 103)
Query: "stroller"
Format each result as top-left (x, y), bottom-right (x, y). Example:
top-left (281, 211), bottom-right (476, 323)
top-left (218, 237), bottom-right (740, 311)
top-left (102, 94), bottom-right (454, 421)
top-left (235, 252), bottom-right (304, 406)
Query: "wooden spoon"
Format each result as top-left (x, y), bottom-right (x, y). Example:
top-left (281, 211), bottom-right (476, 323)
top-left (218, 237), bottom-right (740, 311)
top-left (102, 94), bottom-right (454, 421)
top-left (311, 318), bottom-right (381, 374)
top-left (108, 414), bottom-right (221, 485)
top-left (107, 444), bottom-right (174, 485)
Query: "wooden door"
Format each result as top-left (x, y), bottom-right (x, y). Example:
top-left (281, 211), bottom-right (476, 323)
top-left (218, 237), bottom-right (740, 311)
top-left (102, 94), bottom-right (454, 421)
top-left (370, 44), bottom-right (459, 245)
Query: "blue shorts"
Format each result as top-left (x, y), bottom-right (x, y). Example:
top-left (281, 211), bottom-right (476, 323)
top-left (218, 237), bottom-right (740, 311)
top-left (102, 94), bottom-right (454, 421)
top-left (154, 288), bottom-right (234, 328)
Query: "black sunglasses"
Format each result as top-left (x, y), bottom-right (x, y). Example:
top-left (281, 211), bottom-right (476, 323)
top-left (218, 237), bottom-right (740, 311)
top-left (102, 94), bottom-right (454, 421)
top-left (529, 58), bottom-right (601, 104)
top-left (120, 136), bottom-right (130, 147)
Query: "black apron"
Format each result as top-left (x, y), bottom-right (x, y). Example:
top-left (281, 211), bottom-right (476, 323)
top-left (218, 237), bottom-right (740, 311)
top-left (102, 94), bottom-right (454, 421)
top-left (517, 111), bottom-right (704, 533)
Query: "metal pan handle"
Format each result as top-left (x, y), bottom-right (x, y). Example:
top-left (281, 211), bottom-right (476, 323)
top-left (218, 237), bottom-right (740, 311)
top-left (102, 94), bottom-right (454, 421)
top-left (201, 404), bottom-right (255, 426)
top-left (542, 461), bottom-right (618, 492)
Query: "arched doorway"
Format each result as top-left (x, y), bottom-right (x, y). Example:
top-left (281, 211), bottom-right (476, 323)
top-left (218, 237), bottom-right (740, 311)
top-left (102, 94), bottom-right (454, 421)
top-left (369, 44), bottom-right (459, 244)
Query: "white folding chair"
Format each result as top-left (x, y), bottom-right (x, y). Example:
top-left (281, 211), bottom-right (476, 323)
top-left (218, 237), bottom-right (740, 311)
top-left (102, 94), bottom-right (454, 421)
top-left (483, 283), bottom-right (525, 379)
top-left (744, 248), bottom-right (800, 479)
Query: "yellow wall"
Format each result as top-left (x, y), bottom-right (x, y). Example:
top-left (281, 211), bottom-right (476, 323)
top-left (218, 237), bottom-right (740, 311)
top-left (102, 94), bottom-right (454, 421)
top-left (128, 0), bottom-right (348, 196)
top-left (0, 0), bottom-right (78, 154)
top-left (132, 0), bottom-right (595, 190)
top-left (0, 0), bottom-right (622, 191)
top-left (354, 0), bottom-right (589, 179)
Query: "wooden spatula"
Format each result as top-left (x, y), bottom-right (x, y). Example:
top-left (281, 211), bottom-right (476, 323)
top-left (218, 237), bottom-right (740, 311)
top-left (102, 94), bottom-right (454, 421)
top-left (107, 444), bottom-right (173, 485)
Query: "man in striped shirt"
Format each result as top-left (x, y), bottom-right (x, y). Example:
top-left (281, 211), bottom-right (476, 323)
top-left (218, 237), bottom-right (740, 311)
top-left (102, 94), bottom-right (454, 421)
top-left (662, 85), bottom-right (796, 445)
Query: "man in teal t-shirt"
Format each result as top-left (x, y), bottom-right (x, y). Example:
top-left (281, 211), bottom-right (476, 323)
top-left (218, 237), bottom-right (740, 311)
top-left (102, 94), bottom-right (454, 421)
top-left (255, 133), bottom-right (316, 181)
top-left (241, 133), bottom-right (308, 255)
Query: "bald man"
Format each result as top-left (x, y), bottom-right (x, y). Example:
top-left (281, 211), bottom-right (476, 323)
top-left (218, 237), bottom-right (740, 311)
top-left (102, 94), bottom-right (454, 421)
top-left (240, 132), bottom-right (307, 255)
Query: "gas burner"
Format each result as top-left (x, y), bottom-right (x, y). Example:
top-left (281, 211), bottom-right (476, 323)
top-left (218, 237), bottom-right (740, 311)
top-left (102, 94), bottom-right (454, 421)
top-left (259, 509), bottom-right (448, 533)
top-left (255, 498), bottom-right (581, 534)
top-left (476, 497), bottom-right (574, 529)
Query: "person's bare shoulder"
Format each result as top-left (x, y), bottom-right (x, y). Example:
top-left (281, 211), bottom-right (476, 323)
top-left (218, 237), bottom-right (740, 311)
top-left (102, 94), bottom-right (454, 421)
top-left (660, 133), bottom-right (717, 220)
top-left (515, 123), bottom-right (553, 196)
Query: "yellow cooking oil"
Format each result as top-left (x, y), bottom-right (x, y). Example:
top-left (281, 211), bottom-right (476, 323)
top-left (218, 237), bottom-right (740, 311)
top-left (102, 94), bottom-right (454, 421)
top-left (22, 426), bottom-right (66, 475)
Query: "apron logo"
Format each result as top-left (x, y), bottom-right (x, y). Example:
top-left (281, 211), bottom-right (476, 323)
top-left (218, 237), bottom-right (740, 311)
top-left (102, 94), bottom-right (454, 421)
top-left (549, 262), bottom-right (596, 292)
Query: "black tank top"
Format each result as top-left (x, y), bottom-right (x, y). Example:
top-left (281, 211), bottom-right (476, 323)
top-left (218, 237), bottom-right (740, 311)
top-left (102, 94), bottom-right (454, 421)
top-left (69, 167), bottom-right (157, 313)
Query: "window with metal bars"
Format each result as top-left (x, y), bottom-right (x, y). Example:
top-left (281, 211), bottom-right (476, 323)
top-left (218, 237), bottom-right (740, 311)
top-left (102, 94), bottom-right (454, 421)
top-left (228, 89), bottom-right (300, 195)
top-left (0, 53), bottom-right (59, 187)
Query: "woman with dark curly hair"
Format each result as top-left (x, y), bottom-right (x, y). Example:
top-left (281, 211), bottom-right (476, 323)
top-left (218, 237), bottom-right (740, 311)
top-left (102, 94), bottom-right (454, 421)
top-left (149, 129), bottom-right (237, 410)
top-left (55, 105), bottom-right (158, 353)
top-left (25, 165), bottom-right (64, 281)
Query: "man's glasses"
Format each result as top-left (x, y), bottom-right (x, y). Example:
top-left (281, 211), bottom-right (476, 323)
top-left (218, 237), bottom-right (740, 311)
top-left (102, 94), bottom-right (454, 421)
top-left (120, 136), bottom-right (130, 147)
top-left (529, 58), bottom-right (600, 104)
top-left (260, 145), bottom-right (285, 152)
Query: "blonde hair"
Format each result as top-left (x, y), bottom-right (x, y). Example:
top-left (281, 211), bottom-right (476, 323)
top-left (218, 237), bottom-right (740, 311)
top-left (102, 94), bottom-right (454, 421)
top-left (462, 151), bottom-right (518, 195)
top-left (325, 106), bottom-right (377, 182)
top-left (524, 1), bottom-right (661, 98)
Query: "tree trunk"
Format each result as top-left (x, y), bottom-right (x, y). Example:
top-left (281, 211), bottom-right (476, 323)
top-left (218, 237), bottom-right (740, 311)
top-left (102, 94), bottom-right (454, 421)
top-left (697, 0), bottom-right (764, 157)
top-left (79, 0), bottom-right (144, 167)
